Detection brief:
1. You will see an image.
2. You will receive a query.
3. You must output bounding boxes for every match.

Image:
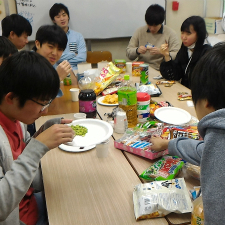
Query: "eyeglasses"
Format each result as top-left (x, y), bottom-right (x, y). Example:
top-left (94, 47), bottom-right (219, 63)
top-left (30, 99), bottom-right (52, 112)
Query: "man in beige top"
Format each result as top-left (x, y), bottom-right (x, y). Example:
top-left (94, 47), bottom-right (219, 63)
top-left (126, 4), bottom-right (180, 70)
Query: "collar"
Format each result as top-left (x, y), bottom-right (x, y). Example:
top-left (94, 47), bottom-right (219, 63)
top-left (66, 27), bottom-right (71, 35)
top-left (0, 110), bottom-right (19, 134)
top-left (147, 25), bottom-right (163, 34)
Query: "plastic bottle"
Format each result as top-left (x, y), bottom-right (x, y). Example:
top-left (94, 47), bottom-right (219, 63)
top-left (191, 196), bottom-right (204, 225)
top-left (79, 89), bottom-right (97, 118)
top-left (63, 73), bottom-right (72, 85)
top-left (137, 92), bottom-right (150, 123)
top-left (117, 74), bottom-right (137, 128)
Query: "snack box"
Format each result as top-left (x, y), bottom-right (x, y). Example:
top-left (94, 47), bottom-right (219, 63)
top-left (114, 141), bottom-right (168, 160)
top-left (132, 61), bottom-right (144, 76)
top-left (114, 59), bottom-right (126, 73)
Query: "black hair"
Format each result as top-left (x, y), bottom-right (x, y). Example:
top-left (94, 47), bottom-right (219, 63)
top-left (145, 4), bottom-right (165, 26)
top-left (191, 42), bottom-right (225, 110)
top-left (32, 25), bottom-right (67, 51)
top-left (1, 14), bottom-right (32, 37)
top-left (49, 3), bottom-right (70, 21)
top-left (181, 16), bottom-right (208, 50)
top-left (0, 51), bottom-right (60, 107)
top-left (0, 36), bottom-right (18, 59)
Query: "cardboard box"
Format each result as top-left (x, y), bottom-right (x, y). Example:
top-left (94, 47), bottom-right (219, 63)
top-left (204, 17), bottom-right (225, 34)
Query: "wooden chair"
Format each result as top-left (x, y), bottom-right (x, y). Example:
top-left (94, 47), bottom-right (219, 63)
top-left (86, 51), bottom-right (112, 67)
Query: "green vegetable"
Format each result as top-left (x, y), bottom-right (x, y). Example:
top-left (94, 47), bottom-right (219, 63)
top-left (71, 125), bottom-right (88, 137)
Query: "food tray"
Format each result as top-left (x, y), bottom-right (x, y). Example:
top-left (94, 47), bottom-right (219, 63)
top-left (114, 141), bottom-right (168, 160)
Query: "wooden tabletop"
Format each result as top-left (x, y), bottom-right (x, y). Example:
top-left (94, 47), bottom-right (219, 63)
top-left (36, 66), bottom-right (199, 225)
top-left (46, 74), bottom-right (79, 115)
top-left (36, 114), bottom-right (167, 225)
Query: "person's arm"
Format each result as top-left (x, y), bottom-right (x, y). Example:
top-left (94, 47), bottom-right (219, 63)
top-left (167, 31), bottom-right (180, 60)
top-left (58, 33), bottom-right (87, 70)
top-left (159, 50), bottom-right (184, 81)
top-left (150, 136), bottom-right (204, 165)
top-left (126, 28), bottom-right (146, 60)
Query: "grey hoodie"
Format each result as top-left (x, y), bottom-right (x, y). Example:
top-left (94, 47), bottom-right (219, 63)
top-left (0, 118), bottom-right (61, 225)
top-left (169, 108), bottom-right (225, 225)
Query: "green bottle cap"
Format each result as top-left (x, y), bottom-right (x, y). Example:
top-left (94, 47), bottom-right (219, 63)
top-left (124, 74), bottom-right (130, 80)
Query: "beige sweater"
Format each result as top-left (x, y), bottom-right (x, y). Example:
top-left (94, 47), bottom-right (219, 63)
top-left (126, 25), bottom-right (180, 70)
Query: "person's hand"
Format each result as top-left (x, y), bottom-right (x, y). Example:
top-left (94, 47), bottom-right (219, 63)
top-left (160, 43), bottom-right (169, 56)
top-left (137, 46), bottom-right (147, 54)
top-left (61, 119), bottom-right (73, 124)
top-left (150, 136), bottom-right (169, 152)
top-left (56, 60), bottom-right (72, 81)
top-left (149, 46), bottom-right (161, 55)
top-left (35, 124), bottom-right (75, 149)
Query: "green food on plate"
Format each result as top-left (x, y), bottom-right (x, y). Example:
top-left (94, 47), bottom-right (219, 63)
top-left (71, 125), bottom-right (88, 137)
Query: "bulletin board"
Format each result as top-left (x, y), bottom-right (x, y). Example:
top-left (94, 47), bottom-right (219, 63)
top-left (16, 0), bottom-right (166, 40)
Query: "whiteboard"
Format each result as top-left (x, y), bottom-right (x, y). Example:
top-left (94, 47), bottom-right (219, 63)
top-left (16, 0), bottom-right (165, 40)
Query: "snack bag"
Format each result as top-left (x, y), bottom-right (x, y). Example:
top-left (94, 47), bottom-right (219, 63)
top-left (94, 62), bottom-right (121, 95)
top-left (132, 62), bottom-right (144, 76)
top-left (140, 155), bottom-right (184, 181)
top-left (133, 178), bottom-right (193, 220)
top-left (177, 92), bottom-right (192, 101)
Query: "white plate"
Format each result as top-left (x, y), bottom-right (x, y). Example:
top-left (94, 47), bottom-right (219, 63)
top-left (154, 107), bottom-right (191, 125)
top-left (61, 119), bottom-right (113, 147)
top-left (97, 96), bottom-right (118, 106)
top-left (59, 144), bottom-right (95, 153)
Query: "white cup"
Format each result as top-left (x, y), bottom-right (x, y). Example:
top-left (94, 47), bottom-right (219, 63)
top-left (126, 62), bottom-right (132, 75)
top-left (70, 88), bottom-right (79, 101)
top-left (74, 113), bottom-right (86, 120)
top-left (96, 139), bottom-right (110, 158)
top-left (114, 111), bottom-right (128, 134)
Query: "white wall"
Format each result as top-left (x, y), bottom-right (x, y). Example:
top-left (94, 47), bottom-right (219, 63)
top-left (4, 0), bottom-right (224, 59)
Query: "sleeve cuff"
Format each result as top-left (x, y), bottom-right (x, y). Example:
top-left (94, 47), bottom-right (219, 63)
top-left (136, 48), bottom-right (140, 55)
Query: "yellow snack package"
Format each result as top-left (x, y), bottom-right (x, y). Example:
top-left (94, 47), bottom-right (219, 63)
top-left (94, 62), bottom-right (121, 95)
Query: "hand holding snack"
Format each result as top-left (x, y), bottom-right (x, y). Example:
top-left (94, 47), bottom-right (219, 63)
top-left (149, 46), bottom-right (161, 55)
top-left (137, 46), bottom-right (147, 54)
top-left (150, 136), bottom-right (169, 151)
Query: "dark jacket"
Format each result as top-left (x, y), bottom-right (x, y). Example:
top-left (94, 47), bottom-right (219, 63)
top-left (160, 44), bottom-right (212, 88)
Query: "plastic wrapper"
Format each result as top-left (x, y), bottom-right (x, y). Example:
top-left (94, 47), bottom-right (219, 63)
top-left (136, 83), bottom-right (161, 96)
top-left (133, 178), bottom-right (193, 220)
top-left (94, 62), bottom-right (121, 95)
top-left (185, 162), bottom-right (200, 180)
top-left (140, 155), bottom-right (185, 181)
top-left (177, 92), bottom-right (192, 101)
top-left (191, 196), bottom-right (204, 224)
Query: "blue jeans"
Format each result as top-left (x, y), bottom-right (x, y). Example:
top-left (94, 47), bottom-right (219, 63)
top-left (34, 192), bottom-right (49, 225)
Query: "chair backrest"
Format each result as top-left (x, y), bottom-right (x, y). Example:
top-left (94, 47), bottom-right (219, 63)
top-left (86, 51), bottom-right (112, 64)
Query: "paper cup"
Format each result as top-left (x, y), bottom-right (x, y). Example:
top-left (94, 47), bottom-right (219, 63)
top-left (126, 62), bottom-right (132, 75)
top-left (70, 88), bottom-right (79, 101)
top-left (96, 139), bottom-right (110, 158)
top-left (74, 113), bottom-right (86, 120)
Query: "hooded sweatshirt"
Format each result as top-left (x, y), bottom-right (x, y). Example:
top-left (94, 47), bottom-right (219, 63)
top-left (169, 108), bottom-right (225, 225)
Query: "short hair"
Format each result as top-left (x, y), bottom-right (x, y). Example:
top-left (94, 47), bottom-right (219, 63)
top-left (33, 25), bottom-right (67, 51)
top-left (145, 4), bottom-right (165, 26)
top-left (191, 42), bottom-right (225, 110)
top-left (0, 51), bottom-right (60, 107)
top-left (1, 14), bottom-right (32, 37)
top-left (181, 16), bottom-right (208, 50)
top-left (49, 3), bottom-right (70, 21)
top-left (0, 36), bottom-right (18, 59)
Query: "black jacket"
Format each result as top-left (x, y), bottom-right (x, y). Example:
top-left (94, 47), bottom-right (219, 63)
top-left (160, 44), bottom-right (212, 88)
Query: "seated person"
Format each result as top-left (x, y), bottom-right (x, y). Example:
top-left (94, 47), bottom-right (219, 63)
top-left (49, 3), bottom-right (87, 71)
top-left (1, 14), bottom-right (32, 50)
top-left (0, 36), bottom-right (17, 65)
top-left (160, 16), bottom-right (211, 88)
top-left (0, 51), bottom-right (74, 225)
top-left (33, 25), bottom-right (73, 97)
top-left (150, 42), bottom-right (225, 225)
top-left (126, 4), bottom-right (180, 70)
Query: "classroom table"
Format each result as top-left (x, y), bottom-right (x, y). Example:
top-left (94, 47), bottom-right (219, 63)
top-left (46, 72), bottom-right (79, 115)
top-left (36, 66), bottom-right (200, 225)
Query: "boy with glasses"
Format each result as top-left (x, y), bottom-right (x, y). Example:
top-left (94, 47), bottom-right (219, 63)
top-left (0, 51), bottom-right (74, 225)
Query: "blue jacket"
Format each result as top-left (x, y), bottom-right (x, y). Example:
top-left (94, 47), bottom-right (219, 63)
top-left (54, 28), bottom-right (87, 70)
